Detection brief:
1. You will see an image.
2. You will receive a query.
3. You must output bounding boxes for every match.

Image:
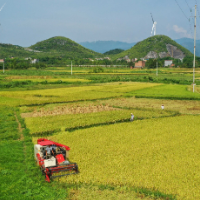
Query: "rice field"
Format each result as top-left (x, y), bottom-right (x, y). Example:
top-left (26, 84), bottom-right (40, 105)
top-left (5, 76), bottom-right (91, 82)
top-left (131, 84), bottom-right (200, 100)
top-left (25, 107), bottom-right (174, 135)
top-left (32, 115), bottom-right (200, 200)
top-left (0, 82), bottom-right (160, 106)
top-left (2, 71), bottom-right (200, 200)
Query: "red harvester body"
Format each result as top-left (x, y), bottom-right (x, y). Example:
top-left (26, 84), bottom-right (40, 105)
top-left (34, 138), bottom-right (79, 182)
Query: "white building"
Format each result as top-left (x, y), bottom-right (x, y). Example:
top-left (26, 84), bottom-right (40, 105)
top-left (164, 60), bottom-right (173, 67)
top-left (31, 59), bottom-right (39, 64)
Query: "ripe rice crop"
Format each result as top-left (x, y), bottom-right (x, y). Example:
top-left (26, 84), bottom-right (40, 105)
top-left (0, 82), bottom-right (159, 106)
top-left (38, 115), bottom-right (200, 200)
top-left (6, 78), bottom-right (91, 83)
top-left (5, 76), bottom-right (52, 79)
top-left (25, 108), bottom-right (172, 135)
top-left (98, 97), bottom-right (200, 115)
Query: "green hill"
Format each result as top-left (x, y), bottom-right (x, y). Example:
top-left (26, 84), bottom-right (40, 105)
top-left (29, 36), bottom-right (102, 58)
top-left (111, 35), bottom-right (193, 61)
top-left (0, 43), bottom-right (35, 58)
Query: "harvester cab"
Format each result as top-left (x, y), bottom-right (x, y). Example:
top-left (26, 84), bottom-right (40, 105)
top-left (34, 138), bottom-right (79, 182)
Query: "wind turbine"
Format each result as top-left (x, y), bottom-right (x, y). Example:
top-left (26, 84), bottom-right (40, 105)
top-left (0, 3), bottom-right (6, 12)
top-left (0, 3), bottom-right (6, 28)
top-left (151, 13), bottom-right (157, 36)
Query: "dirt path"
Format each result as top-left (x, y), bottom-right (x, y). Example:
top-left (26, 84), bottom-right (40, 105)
top-left (15, 113), bottom-right (24, 141)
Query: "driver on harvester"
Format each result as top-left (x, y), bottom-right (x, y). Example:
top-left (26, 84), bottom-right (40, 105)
top-left (45, 145), bottom-right (55, 158)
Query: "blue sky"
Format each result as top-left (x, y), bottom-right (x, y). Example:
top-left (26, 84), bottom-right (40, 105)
top-left (0, 0), bottom-right (199, 46)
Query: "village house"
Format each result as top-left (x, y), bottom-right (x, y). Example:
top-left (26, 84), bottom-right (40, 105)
top-left (164, 60), bottom-right (173, 67)
top-left (31, 59), bottom-right (39, 64)
top-left (103, 57), bottom-right (111, 60)
top-left (134, 60), bottom-right (146, 68)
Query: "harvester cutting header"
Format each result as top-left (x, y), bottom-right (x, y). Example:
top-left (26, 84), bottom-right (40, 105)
top-left (34, 138), bottom-right (79, 182)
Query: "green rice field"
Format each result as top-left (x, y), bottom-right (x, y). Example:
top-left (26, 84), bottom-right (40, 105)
top-left (1, 67), bottom-right (200, 200)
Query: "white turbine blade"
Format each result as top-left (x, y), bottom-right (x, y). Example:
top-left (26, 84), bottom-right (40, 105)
top-left (154, 22), bottom-right (157, 35)
top-left (0, 3), bottom-right (6, 12)
top-left (151, 24), bottom-right (154, 36)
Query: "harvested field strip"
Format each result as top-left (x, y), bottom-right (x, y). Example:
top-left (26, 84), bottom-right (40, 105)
top-left (97, 97), bottom-right (200, 115)
top-left (21, 105), bottom-right (118, 118)
top-left (25, 109), bottom-right (176, 135)
top-left (40, 115), bottom-right (200, 200)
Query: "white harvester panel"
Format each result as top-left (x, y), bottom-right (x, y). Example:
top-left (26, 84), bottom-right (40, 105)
top-left (34, 144), bottom-right (42, 160)
top-left (44, 157), bottom-right (57, 168)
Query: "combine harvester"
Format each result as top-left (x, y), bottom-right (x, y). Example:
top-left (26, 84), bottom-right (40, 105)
top-left (34, 138), bottom-right (79, 182)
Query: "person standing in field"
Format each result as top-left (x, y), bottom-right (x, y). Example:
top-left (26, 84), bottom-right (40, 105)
top-left (161, 104), bottom-right (164, 110)
top-left (130, 113), bottom-right (134, 121)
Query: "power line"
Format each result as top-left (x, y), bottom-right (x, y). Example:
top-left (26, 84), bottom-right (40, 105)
top-left (181, 0), bottom-right (194, 36)
top-left (174, 0), bottom-right (190, 20)
top-left (195, 0), bottom-right (200, 17)
top-left (185, 0), bottom-right (192, 11)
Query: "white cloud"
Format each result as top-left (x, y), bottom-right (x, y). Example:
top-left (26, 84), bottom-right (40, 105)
top-left (173, 25), bottom-right (192, 38)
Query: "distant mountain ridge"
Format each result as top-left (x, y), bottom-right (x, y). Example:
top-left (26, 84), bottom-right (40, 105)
top-left (0, 36), bottom-right (197, 60)
top-left (80, 38), bottom-right (200, 57)
top-left (79, 41), bottom-right (136, 54)
top-left (174, 38), bottom-right (200, 56)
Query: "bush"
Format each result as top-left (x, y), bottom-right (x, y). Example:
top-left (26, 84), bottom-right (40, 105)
top-left (92, 66), bottom-right (104, 73)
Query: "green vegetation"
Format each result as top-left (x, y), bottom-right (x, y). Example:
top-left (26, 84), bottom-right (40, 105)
top-left (131, 84), bottom-right (200, 100)
top-left (30, 36), bottom-right (102, 59)
top-left (103, 48), bottom-right (124, 55)
top-left (0, 35), bottom-right (198, 68)
top-left (0, 43), bottom-right (34, 58)
top-left (0, 107), bottom-right (69, 200)
top-left (0, 107), bottom-right (19, 140)
top-left (111, 35), bottom-right (193, 60)
top-left (1, 51), bottom-right (200, 199)
top-left (0, 36), bottom-right (103, 65)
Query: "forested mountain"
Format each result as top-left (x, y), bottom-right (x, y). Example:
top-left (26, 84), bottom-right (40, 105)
top-left (111, 35), bottom-right (193, 60)
top-left (0, 36), bottom-right (102, 61)
top-left (0, 36), bottom-right (196, 63)
top-left (0, 43), bottom-right (34, 58)
top-left (29, 36), bottom-right (102, 58)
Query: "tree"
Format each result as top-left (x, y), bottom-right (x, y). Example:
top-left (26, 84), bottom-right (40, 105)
top-left (146, 59), bottom-right (157, 68)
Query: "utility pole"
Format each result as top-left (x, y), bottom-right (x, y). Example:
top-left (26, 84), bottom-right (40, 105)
top-left (193, 5), bottom-right (197, 93)
top-left (71, 61), bottom-right (72, 75)
top-left (3, 60), bottom-right (4, 73)
top-left (156, 61), bottom-right (158, 76)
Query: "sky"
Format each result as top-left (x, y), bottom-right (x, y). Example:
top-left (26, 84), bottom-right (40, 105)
top-left (0, 0), bottom-right (199, 47)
